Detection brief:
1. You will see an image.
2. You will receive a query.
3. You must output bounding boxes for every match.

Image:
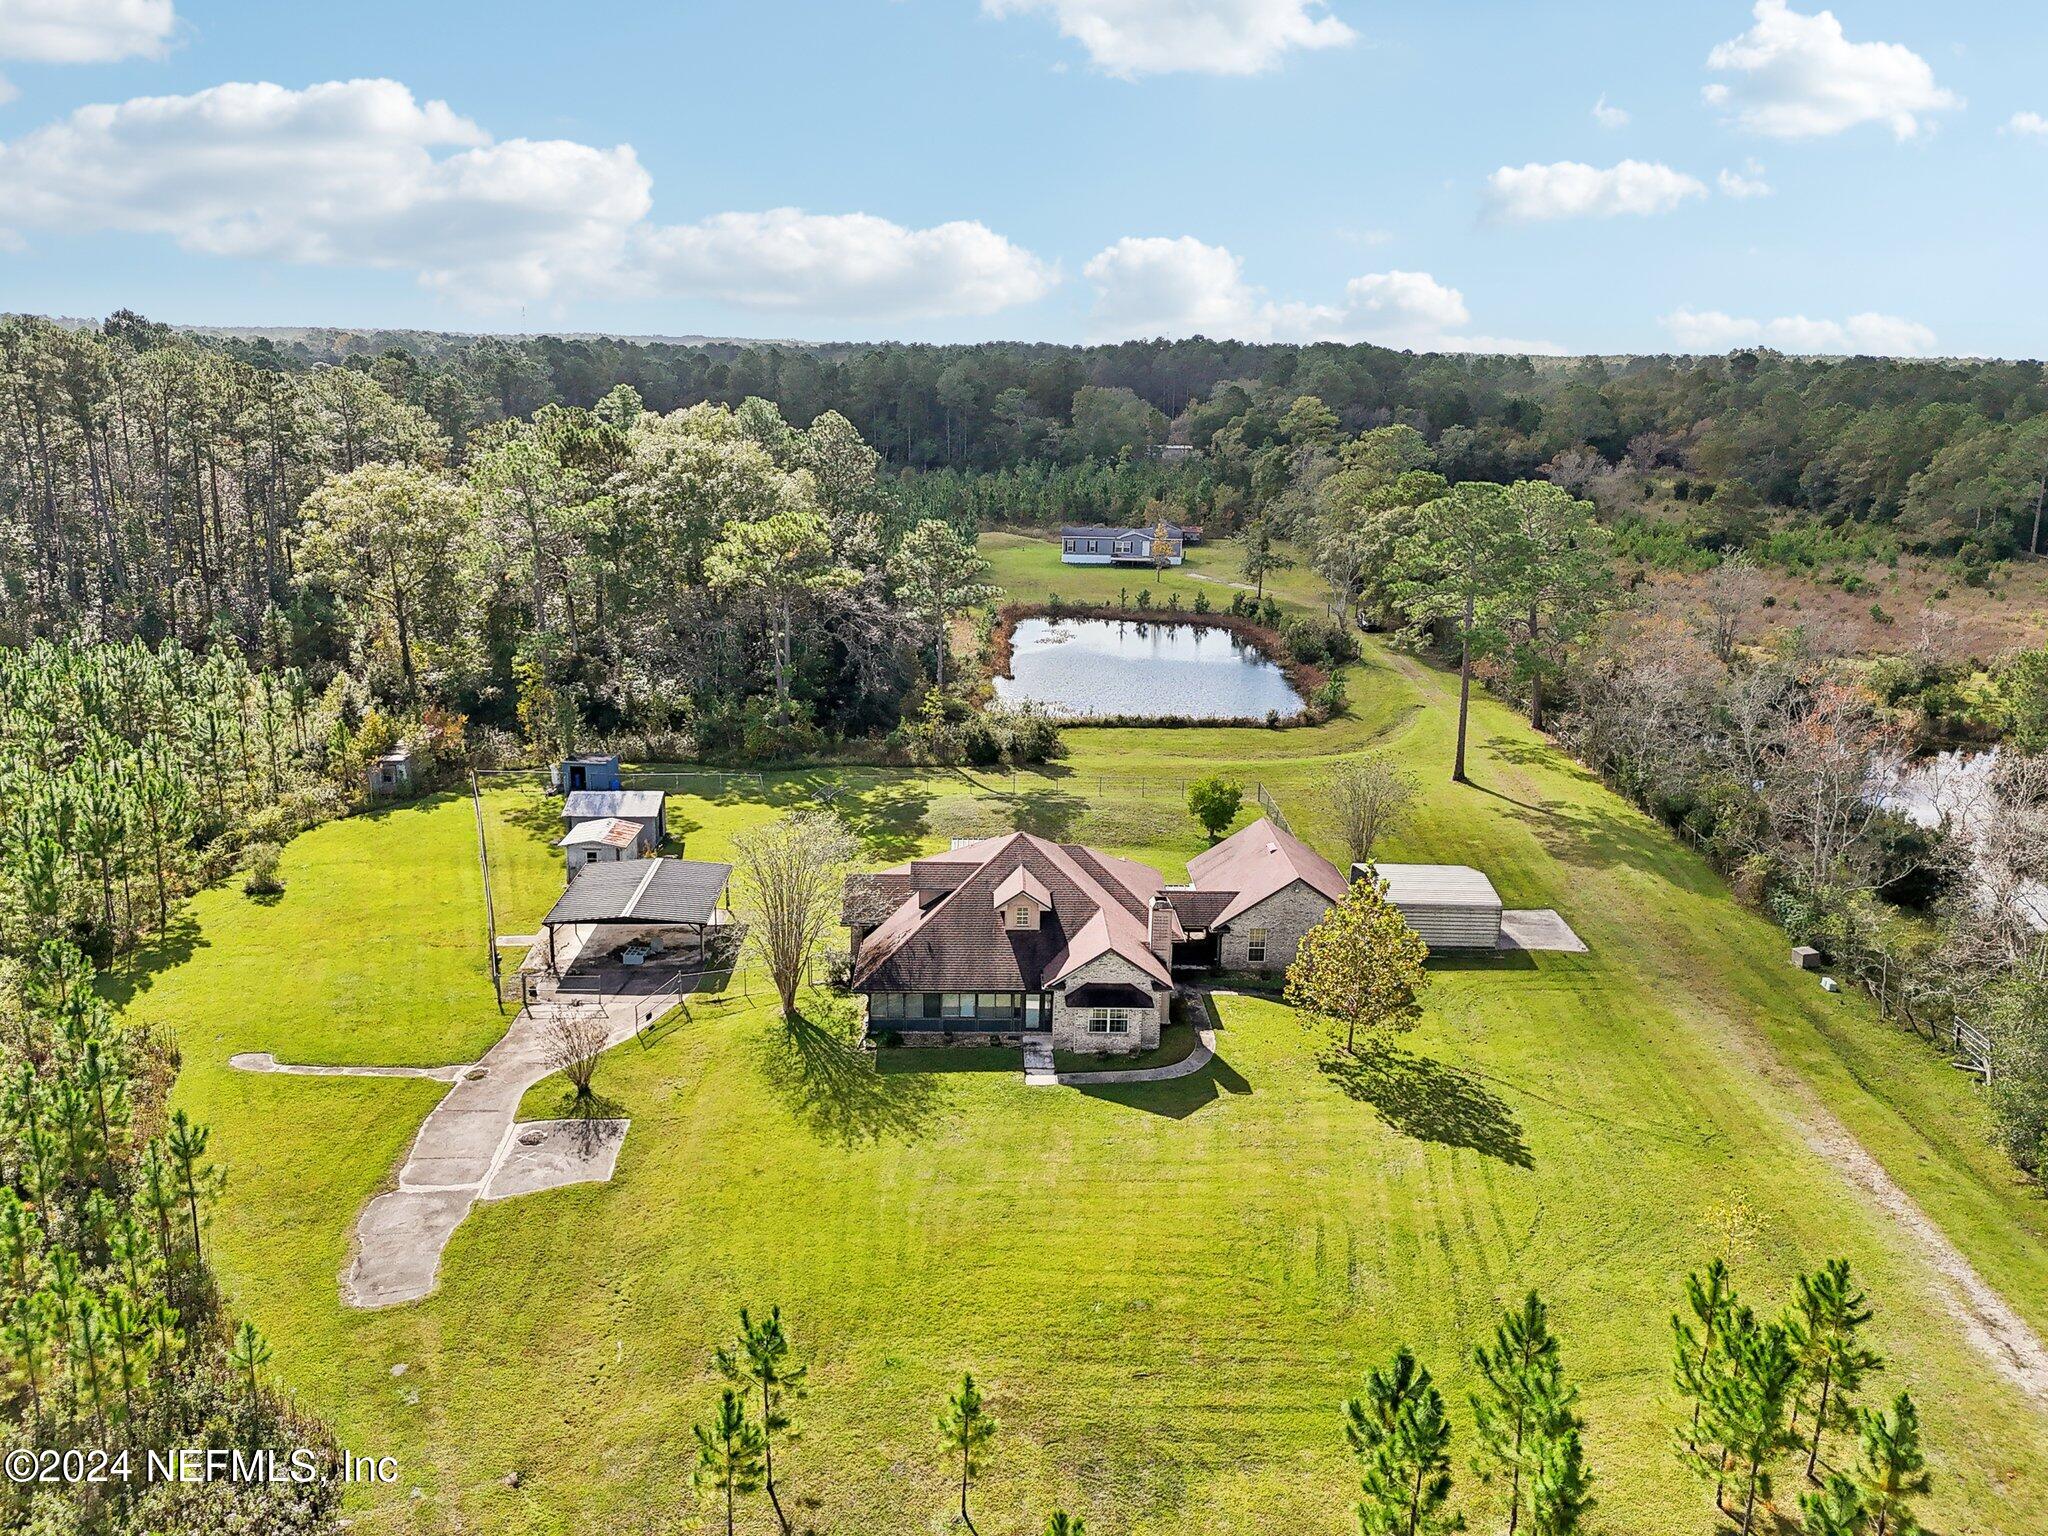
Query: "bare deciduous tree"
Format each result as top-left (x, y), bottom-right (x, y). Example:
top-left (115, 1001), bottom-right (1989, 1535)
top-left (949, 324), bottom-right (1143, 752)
top-left (1761, 683), bottom-right (1905, 890)
top-left (733, 809), bottom-right (861, 1019)
top-left (543, 1004), bottom-right (610, 1102)
top-left (1694, 555), bottom-right (1767, 665)
top-left (1330, 754), bottom-right (1419, 866)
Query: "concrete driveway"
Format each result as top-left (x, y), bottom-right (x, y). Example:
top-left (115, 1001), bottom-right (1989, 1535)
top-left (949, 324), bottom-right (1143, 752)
top-left (229, 969), bottom-right (689, 1309)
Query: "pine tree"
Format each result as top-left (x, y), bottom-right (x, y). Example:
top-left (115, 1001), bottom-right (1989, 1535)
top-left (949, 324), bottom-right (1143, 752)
top-left (693, 1387), bottom-right (766, 1536)
top-left (1786, 1259), bottom-right (1882, 1481)
top-left (716, 1305), bottom-right (807, 1535)
top-left (936, 1371), bottom-right (998, 1534)
top-left (1798, 1472), bottom-right (1869, 1536)
top-left (1525, 1421), bottom-right (1594, 1536)
top-left (227, 1319), bottom-right (272, 1437)
top-left (1344, 1347), bottom-right (1461, 1536)
top-left (164, 1111), bottom-right (217, 1283)
top-left (1712, 1312), bottom-right (1803, 1535)
top-left (1672, 1259), bottom-right (1737, 1456)
top-left (1853, 1393), bottom-right (1931, 1536)
top-left (101, 1287), bottom-right (154, 1438)
top-left (1469, 1291), bottom-right (1570, 1535)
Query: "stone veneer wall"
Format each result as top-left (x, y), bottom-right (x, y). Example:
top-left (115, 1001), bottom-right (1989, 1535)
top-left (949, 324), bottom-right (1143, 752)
top-left (1215, 880), bottom-right (1333, 973)
top-left (1048, 951), bottom-right (1167, 1053)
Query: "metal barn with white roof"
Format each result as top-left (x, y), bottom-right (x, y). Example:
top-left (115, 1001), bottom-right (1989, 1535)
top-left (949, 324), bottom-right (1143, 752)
top-left (1355, 862), bottom-right (1504, 950)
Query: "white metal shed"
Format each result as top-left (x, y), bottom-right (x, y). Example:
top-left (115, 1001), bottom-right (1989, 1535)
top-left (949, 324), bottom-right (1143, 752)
top-left (1355, 862), bottom-right (1504, 950)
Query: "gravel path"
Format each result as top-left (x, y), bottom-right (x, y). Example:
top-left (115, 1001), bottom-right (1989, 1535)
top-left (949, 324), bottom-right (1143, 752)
top-left (1706, 998), bottom-right (2048, 1402)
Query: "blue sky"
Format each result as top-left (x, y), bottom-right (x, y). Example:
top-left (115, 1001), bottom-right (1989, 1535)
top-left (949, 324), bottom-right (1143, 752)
top-left (0, 0), bottom-right (2042, 356)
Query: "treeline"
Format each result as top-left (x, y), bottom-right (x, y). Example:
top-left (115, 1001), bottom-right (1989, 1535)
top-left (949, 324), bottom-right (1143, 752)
top-left (0, 639), bottom-right (453, 965)
top-left (0, 940), bottom-right (336, 1533)
top-left (190, 318), bottom-right (2048, 559)
top-left (0, 316), bottom-right (1018, 760)
top-left (1560, 576), bottom-right (2048, 1178)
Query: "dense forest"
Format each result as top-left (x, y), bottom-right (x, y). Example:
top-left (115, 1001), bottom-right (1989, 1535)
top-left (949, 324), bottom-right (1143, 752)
top-left (187, 318), bottom-right (2048, 559)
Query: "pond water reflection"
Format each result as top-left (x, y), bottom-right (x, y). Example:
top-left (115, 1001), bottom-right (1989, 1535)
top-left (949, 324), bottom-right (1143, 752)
top-left (993, 617), bottom-right (1304, 721)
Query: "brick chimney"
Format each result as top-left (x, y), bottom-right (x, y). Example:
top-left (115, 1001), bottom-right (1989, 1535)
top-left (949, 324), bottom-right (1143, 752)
top-left (1148, 892), bottom-right (1176, 960)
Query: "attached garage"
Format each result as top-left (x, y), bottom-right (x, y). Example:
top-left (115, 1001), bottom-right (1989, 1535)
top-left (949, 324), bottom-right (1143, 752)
top-left (1357, 862), bottom-right (1504, 950)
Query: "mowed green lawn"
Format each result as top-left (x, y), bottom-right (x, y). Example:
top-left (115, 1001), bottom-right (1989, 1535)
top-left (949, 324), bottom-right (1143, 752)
top-left (127, 532), bottom-right (2048, 1535)
top-left (979, 528), bottom-right (1330, 615)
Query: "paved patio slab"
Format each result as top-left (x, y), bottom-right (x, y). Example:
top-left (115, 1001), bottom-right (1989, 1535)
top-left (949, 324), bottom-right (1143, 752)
top-left (1498, 908), bottom-right (1587, 953)
top-left (483, 1119), bottom-right (629, 1200)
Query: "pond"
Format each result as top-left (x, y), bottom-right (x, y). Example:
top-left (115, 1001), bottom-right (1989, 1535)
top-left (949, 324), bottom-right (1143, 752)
top-left (993, 617), bottom-right (1305, 721)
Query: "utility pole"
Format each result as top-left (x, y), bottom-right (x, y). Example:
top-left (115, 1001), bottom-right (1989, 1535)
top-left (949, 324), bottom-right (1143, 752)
top-left (470, 770), bottom-right (502, 1010)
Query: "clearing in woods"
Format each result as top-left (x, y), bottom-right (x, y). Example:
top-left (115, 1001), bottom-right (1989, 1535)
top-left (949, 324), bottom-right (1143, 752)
top-left (121, 534), bottom-right (2048, 1534)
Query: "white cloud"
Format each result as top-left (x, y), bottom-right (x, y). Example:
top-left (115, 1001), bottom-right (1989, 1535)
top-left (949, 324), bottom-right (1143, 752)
top-left (636, 209), bottom-right (1053, 319)
top-left (1661, 306), bottom-right (1937, 356)
top-left (1081, 235), bottom-right (1558, 353)
top-left (0, 0), bottom-right (173, 63)
top-left (1717, 159), bottom-right (1772, 197)
top-left (983, 0), bottom-right (1354, 77)
top-left (1703, 1), bottom-right (1959, 139)
top-left (1484, 160), bottom-right (1706, 222)
top-left (0, 81), bottom-right (643, 302)
top-left (1592, 94), bottom-right (1629, 129)
top-left (2005, 110), bottom-right (2048, 137)
top-left (0, 78), bottom-right (1054, 317)
top-left (0, 75), bottom-right (16, 106)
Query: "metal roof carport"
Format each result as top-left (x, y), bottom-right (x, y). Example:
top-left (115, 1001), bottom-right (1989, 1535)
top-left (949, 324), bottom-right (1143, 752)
top-left (539, 857), bottom-right (732, 975)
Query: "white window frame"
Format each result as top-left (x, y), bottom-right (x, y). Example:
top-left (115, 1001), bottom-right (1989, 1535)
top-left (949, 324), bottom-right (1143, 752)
top-left (1247, 928), bottom-right (1269, 963)
top-left (1087, 1007), bottom-right (1131, 1035)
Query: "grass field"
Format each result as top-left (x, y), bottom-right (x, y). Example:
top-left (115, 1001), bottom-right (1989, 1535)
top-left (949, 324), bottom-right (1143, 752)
top-left (125, 529), bottom-right (2048, 1535)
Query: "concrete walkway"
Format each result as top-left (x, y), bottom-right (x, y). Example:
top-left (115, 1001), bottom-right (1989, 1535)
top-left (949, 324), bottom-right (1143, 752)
top-left (1498, 909), bottom-right (1587, 953)
top-left (1054, 1027), bottom-right (1216, 1087)
top-left (337, 987), bottom-right (662, 1308)
top-left (229, 1051), bottom-right (469, 1083)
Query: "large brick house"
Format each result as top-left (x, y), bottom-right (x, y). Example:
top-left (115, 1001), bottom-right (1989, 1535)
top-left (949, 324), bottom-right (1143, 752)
top-left (842, 818), bottom-right (1349, 1053)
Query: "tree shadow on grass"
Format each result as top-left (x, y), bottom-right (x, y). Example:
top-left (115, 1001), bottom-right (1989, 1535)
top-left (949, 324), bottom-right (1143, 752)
top-left (825, 779), bottom-right (935, 863)
top-left (1427, 948), bottom-right (1535, 974)
top-left (756, 1006), bottom-right (950, 1148)
top-left (95, 912), bottom-right (207, 1010)
top-left (503, 790), bottom-right (569, 843)
top-left (1006, 787), bottom-right (1087, 843)
top-left (1320, 1045), bottom-right (1532, 1169)
top-left (1075, 1053), bottom-right (1252, 1120)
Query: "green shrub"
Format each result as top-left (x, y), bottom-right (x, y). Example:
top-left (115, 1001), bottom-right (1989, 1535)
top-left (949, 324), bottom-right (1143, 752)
top-left (243, 841), bottom-right (284, 897)
top-left (960, 715), bottom-right (1004, 765)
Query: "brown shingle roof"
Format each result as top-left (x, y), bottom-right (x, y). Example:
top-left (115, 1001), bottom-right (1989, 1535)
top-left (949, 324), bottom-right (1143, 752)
top-left (850, 832), bottom-right (1172, 994)
top-left (1163, 888), bottom-right (1234, 931)
top-left (842, 871), bottom-right (913, 929)
top-left (1184, 817), bottom-right (1349, 928)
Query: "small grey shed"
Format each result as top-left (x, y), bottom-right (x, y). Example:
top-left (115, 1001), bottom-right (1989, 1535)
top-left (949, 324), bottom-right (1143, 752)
top-left (1355, 862), bottom-right (1504, 950)
top-left (365, 748), bottom-right (414, 798)
top-left (562, 788), bottom-right (667, 850)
